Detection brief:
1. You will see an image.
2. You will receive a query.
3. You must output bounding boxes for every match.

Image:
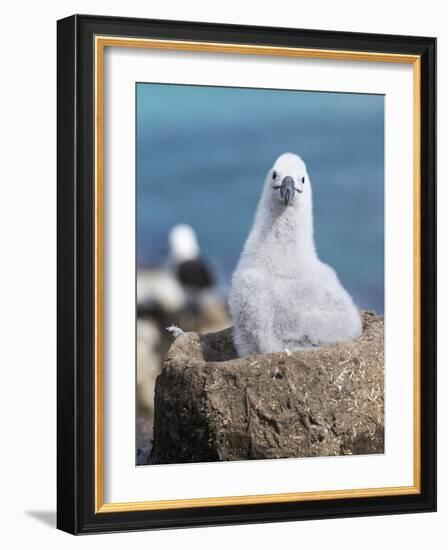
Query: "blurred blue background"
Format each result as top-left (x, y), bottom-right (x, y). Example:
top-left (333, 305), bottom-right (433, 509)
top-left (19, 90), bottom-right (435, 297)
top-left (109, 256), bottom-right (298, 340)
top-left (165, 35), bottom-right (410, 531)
top-left (136, 84), bottom-right (384, 314)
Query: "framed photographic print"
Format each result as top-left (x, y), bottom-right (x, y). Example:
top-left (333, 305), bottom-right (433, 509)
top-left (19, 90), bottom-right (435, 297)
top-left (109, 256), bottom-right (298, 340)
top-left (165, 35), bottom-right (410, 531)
top-left (57, 14), bottom-right (436, 534)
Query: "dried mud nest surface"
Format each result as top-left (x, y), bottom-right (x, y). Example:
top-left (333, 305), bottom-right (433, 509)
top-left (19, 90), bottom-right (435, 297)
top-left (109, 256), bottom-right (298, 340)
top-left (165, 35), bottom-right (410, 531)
top-left (149, 311), bottom-right (384, 465)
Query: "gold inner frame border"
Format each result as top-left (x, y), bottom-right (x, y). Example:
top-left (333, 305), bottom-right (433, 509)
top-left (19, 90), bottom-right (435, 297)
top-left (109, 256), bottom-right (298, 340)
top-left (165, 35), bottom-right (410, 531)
top-left (94, 35), bottom-right (421, 513)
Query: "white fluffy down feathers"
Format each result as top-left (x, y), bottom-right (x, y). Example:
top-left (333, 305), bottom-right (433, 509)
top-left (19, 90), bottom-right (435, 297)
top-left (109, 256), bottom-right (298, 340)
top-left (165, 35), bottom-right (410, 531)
top-left (229, 153), bottom-right (362, 357)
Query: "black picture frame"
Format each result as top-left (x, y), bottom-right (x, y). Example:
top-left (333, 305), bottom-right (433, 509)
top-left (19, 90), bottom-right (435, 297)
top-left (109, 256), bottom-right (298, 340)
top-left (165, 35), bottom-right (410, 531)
top-left (57, 14), bottom-right (436, 534)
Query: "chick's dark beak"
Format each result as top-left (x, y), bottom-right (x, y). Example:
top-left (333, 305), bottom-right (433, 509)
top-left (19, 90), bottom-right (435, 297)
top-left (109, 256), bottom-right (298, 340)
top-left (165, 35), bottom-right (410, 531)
top-left (280, 176), bottom-right (295, 206)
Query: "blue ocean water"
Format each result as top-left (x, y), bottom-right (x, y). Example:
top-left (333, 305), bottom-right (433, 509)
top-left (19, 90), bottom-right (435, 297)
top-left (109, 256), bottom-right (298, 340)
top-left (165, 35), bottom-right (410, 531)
top-left (137, 84), bottom-right (384, 314)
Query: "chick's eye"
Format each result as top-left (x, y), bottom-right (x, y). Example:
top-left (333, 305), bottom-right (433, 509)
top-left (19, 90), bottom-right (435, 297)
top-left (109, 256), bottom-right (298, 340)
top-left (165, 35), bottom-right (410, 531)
top-left (302, 176), bottom-right (305, 184)
top-left (272, 170), bottom-right (277, 180)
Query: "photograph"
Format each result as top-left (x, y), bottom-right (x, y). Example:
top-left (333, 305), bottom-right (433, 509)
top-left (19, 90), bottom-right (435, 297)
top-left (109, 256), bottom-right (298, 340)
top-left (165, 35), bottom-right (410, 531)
top-left (55, 13), bottom-right (436, 535)
top-left (135, 83), bottom-right (385, 465)
top-left (0, 0), bottom-right (443, 543)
